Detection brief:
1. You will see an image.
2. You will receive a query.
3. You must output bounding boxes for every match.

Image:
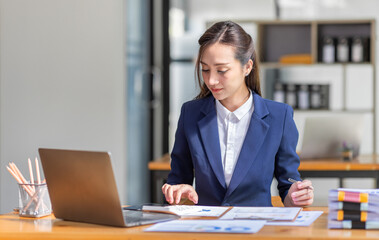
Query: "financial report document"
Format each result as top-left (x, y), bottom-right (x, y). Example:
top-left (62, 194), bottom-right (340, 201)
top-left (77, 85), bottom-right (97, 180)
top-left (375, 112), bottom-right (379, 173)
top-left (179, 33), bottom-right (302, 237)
top-left (220, 207), bottom-right (302, 221)
top-left (265, 211), bottom-right (323, 226)
top-left (142, 205), bottom-right (229, 217)
top-left (144, 220), bottom-right (266, 233)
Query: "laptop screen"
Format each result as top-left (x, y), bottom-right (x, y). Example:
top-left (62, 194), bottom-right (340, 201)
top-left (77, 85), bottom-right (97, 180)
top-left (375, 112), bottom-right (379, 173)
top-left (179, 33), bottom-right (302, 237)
top-left (39, 149), bottom-right (127, 226)
top-left (39, 148), bottom-right (180, 227)
top-left (299, 114), bottom-right (365, 159)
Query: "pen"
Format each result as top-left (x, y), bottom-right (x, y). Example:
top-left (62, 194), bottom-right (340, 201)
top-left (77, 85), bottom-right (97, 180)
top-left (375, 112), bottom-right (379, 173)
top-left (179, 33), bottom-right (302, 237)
top-left (288, 178), bottom-right (314, 190)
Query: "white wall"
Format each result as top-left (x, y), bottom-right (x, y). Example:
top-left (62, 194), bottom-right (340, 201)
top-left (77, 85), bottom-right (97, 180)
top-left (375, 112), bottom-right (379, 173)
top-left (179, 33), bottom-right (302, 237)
top-left (187, 0), bottom-right (275, 34)
top-left (0, 0), bottom-right (127, 213)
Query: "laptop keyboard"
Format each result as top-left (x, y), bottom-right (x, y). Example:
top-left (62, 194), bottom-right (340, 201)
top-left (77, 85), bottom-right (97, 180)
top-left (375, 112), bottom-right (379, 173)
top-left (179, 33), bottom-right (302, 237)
top-left (122, 210), bottom-right (179, 226)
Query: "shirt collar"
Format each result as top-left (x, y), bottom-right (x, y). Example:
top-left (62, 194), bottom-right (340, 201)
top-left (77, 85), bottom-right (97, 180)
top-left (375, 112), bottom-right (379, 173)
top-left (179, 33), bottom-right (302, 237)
top-left (215, 98), bottom-right (230, 121)
top-left (215, 90), bottom-right (253, 121)
top-left (234, 90), bottom-right (253, 120)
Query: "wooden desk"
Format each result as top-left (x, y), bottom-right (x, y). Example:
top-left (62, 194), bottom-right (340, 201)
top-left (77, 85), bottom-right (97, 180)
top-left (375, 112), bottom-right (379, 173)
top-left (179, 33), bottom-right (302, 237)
top-left (149, 154), bottom-right (379, 203)
top-left (1, 207), bottom-right (379, 239)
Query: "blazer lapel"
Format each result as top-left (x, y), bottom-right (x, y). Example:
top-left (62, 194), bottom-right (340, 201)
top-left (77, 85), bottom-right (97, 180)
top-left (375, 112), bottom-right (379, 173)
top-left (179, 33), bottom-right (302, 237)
top-left (198, 96), bottom-right (226, 189)
top-left (225, 93), bottom-right (270, 197)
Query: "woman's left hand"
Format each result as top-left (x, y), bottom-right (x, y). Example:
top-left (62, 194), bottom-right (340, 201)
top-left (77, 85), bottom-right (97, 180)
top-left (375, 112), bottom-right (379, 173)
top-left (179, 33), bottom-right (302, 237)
top-left (284, 179), bottom-right (314, 207)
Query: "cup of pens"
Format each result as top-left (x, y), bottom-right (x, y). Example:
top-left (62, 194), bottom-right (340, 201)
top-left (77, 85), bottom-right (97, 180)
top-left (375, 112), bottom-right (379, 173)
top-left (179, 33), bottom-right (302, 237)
top-left (7, 158), bottom-right (52, 218)
top-left (18, 182), bottom-right (51, 217)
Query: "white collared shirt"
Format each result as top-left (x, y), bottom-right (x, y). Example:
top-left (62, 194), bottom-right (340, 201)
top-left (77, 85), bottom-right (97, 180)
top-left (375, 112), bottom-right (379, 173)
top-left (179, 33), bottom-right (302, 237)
top-left (215, 91), bottom-right (254, 187)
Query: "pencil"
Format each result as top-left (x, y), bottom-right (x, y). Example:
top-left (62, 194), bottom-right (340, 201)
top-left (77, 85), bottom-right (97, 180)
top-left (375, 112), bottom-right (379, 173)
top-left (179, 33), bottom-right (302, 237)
top-left (28, 158), bottom-right (35, 191)
top-left (9, 162), bottom-right (34, 194)
top-left (35, 157), bottom-right (41, 184)
top-left (6, 166), bottom-right (22, 184)
top-left (6, 165), bottom-right (34, 197)
top-left (9, 163), bottom-right (26, 183)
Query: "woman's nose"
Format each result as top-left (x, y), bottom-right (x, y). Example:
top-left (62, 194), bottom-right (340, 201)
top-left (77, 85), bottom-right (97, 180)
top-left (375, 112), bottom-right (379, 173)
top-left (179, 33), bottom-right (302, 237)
top-left (208, 72), bottom-right (219, 85)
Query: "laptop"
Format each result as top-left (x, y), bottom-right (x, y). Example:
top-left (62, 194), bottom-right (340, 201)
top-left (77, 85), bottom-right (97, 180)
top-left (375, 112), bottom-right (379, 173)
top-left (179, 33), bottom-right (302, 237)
top-left (38, 148), bottom-right (179, 227)
top-left (299, 114), bottom-right (365, 159)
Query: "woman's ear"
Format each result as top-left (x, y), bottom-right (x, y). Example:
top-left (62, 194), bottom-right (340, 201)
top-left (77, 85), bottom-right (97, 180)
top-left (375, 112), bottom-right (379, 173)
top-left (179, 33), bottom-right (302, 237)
top-left (245, 59), bottom-right (254, 75)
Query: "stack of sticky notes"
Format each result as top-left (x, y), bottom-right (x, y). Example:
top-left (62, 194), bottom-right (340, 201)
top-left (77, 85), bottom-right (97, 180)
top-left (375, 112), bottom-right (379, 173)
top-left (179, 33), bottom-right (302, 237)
top-left (328, 188), bottom-right (379, 229)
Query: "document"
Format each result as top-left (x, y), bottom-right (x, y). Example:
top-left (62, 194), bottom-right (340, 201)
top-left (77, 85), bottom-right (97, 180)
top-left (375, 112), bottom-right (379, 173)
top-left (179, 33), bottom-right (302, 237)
top-left (265, 211), bottom-right (323, 226)
top-left (220, 207), bottom-right (302, 221)
top-left (144, 220), bottom-right (266, 233)
top-left (142, 205), bottom-right (229, 217)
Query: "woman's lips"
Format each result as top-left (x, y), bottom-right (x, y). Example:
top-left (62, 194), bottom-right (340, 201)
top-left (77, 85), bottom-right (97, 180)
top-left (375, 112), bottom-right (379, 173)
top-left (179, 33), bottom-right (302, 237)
top-left (211, 88), bottom-right (222, 93)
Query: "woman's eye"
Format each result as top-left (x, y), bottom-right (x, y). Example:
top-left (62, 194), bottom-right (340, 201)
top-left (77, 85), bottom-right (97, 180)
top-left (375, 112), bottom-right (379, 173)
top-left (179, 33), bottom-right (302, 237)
top-left (202, 69), bottom-right (210, 72)
top-left (218, 70), bottom-right (228, 74)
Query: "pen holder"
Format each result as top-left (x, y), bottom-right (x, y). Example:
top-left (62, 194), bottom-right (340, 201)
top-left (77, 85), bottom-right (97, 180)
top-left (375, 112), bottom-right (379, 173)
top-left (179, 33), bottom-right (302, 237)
top-left (18, 183), bottom-right (51, 218)
top-left (341, 150), bottom-right (353, 162)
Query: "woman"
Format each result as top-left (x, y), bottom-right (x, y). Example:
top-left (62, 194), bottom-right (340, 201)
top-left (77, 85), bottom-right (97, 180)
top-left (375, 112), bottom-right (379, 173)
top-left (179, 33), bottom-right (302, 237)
top-left (162, 21), bottom-right (314, 207)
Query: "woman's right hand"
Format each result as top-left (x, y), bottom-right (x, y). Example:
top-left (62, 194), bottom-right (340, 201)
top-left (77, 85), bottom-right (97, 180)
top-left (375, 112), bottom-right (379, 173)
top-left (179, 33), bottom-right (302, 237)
top-left (162, 183), bottom-right (198, 204)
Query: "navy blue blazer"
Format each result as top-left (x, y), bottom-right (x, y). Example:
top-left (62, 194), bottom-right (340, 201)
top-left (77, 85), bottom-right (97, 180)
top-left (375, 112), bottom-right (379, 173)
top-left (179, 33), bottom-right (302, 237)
top-left (167, 92), bottom-right (301, 206)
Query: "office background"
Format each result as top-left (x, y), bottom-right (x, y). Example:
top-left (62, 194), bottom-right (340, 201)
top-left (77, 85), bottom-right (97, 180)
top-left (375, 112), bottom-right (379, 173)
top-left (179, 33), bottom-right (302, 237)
top-left (0, 0), bottom-right (378, 213)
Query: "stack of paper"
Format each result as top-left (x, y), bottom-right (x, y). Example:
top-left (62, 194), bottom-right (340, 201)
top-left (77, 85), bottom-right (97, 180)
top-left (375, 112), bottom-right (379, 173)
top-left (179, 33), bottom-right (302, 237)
top-left (143, 206), bottom-right (322, 233)
top-left (328, 188), bottom-right (379, 229)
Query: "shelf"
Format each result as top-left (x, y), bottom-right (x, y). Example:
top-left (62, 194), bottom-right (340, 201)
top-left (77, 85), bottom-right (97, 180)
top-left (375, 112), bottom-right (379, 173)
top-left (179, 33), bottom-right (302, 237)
top-left (294, 109), bottom-right (374, 114)
top-left (317, 22), bottom-right (372, 63)
top-left (258, 23), bottom-right (311, 62)
top-left (261, 62), bottom-right (372, 68)
top-left (255, 19), bottom-right (375, 65)
top-left (251, 19), bottom-right (376, 153)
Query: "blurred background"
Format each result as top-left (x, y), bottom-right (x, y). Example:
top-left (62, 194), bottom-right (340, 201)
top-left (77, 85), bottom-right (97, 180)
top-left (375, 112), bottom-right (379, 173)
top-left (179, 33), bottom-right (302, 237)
top-left (0, 0), bottom-right (379, 213)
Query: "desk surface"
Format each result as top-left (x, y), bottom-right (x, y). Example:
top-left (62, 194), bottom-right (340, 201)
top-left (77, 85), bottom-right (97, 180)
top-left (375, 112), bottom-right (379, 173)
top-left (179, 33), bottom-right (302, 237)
top-left (1, 207), bottom-right (379, 239)
top-left (148, 154), bottom-right (379, 171)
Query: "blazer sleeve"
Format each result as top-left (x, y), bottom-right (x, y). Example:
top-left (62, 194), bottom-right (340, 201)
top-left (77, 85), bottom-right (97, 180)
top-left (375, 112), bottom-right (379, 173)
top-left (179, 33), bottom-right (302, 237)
top-left (167, 103), bottom-right (194, 185)
top-left (274, 104), bottom-right (301, 202)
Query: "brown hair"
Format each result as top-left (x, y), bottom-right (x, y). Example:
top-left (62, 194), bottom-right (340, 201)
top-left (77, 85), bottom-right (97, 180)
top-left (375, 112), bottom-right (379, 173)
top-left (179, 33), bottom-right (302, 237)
top-left (195, 21), bottom-right (261, 99)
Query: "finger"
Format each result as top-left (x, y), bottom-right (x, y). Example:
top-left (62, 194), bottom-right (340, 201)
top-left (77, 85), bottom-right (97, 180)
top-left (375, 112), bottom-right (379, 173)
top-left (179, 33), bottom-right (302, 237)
top-left (298, 180), bottom-right (313, 189)
top-left (291, 188), bottom-right (309, 198)
top-left (180, 185), bottom-right (192, 198)
top-left (188, 191), bottom-right (199, 204)
top-left (163, 184), bottom-right (173, 196)
top-left (293, 189), bottom-right (313, 202)
top-left (162, 184), bottom-right (169, 195)
top-left (289, 181), bottom-right (302, 192)
top-left (162, 185), bottom-right (170, 202)
top-left (175, 189), bottom-right (183, 204)
top-left (167, 186), bottom-right (174, 204)
top-left (292, 198), bottom-right (314, 206)
top-left (163, 186), bottom-right (171, 203)
top-left (162, 183), bottom-right (170, 189)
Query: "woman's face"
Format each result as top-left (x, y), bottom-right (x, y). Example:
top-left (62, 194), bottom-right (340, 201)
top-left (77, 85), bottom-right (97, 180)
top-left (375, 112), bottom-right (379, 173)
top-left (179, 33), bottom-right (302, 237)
top-left (200, 42), bottom-right (251, 105)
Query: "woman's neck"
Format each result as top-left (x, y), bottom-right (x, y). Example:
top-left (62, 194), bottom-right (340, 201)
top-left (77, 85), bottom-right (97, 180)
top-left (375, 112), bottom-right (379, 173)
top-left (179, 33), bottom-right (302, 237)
top-left (220, 88), bottom-right (250, 112)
